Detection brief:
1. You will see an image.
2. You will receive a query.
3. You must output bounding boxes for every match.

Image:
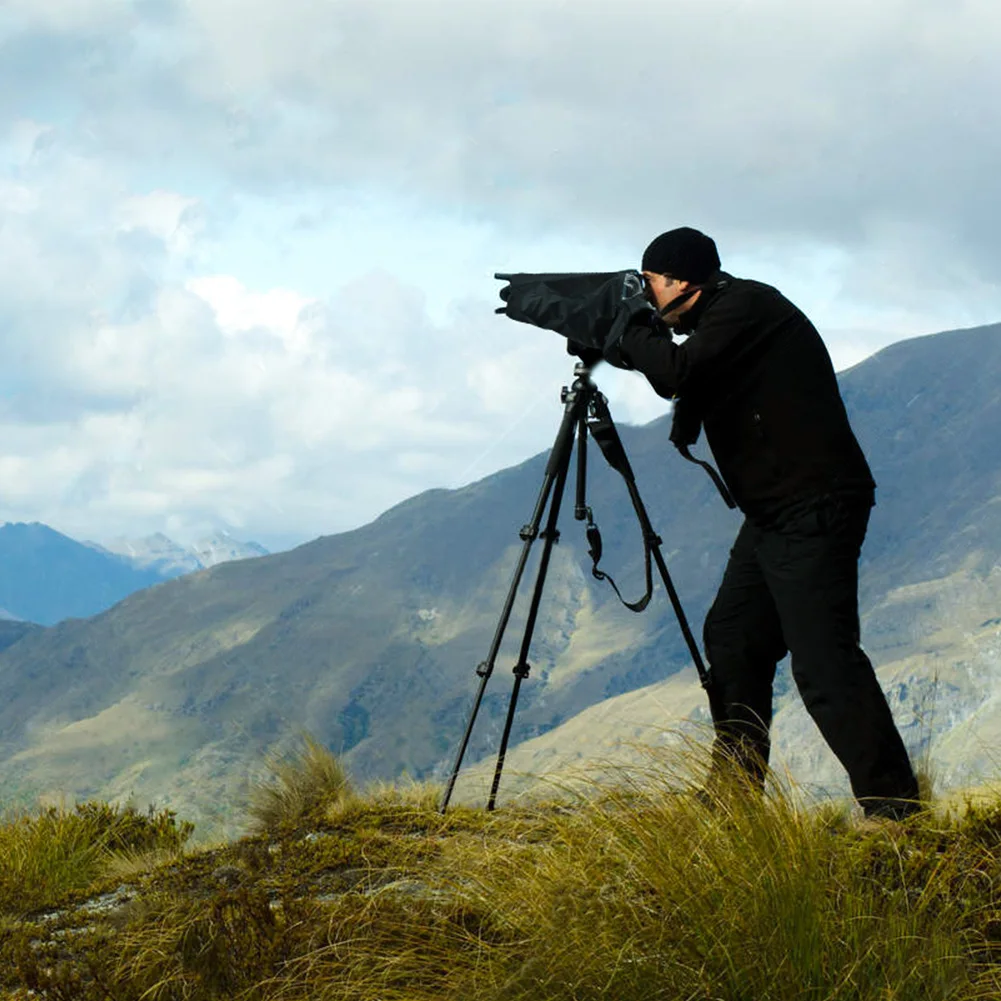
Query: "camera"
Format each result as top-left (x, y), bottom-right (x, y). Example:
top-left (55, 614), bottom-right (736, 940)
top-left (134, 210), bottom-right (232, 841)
top-left (494, 269), bottom-right (654, 355)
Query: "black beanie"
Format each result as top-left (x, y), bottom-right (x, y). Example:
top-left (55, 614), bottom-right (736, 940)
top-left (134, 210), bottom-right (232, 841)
top-left (641, 227), bottom-right (720, 283)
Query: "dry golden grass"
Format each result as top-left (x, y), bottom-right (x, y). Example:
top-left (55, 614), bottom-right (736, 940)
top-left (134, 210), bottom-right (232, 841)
top-left (0, 799), bottom-right (192, 917)
top-left (99, 844), bottom-right (188, 883)
top-left (247, 732), bottom-right (353, 835)
top-left (6, 738), bottom-right (1001, 1000)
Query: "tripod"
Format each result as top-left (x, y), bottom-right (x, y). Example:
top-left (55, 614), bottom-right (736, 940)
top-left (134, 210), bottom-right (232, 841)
top-left (439, 362), bottom-right (720, 813)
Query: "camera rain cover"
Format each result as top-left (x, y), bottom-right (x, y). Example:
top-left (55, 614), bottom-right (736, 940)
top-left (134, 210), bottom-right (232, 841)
top-left (495, 270), bottom-right (653, 351)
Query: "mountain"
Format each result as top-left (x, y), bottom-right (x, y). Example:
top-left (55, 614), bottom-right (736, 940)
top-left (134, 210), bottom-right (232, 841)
top-left (87, 531), bottom-right (270, 577)
top-left (189, 532), bottom-right (269, 568)
top-left (0, 523), bottom-right (269, 627)
top-left (0, 522), bottom-right (167, 626)
top-left (0, 618), bottom-right (44, 652)
top-left (1, 322), bottom-right (1000, 835)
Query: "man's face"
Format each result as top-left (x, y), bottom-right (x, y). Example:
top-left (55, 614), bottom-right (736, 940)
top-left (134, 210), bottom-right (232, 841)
top-left (642, 271), bottom-right (694, 324)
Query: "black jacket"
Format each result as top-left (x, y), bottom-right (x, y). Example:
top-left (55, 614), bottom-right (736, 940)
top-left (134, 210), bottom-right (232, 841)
top-left (616, 272), bottom-right (875, 517)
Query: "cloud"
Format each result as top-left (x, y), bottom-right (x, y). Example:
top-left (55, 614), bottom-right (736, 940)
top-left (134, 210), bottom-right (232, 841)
top-left (3, 121), bottom-right (667, 548)
top-left (2, 1), bottom-right (1000, 548)
top-left (6, 0), bottom-right (999, 318)
top-left (117, 190), bottom-right (203, 258)
top-left (2, 0), bottom-right (133, 32)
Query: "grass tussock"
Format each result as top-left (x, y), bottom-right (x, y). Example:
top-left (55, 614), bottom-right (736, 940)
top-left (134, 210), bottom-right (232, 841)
top-left (451, 785), bottom-right (979, 1000)
top-left (8, 739), bottom-right (1001, 999)
top-left (247, 732), bottom-right (353, 835)
top-left (0, 800), bottom-right (193, 917)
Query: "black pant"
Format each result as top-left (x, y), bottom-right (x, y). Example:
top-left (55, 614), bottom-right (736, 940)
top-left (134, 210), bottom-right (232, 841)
top-left (702, 491), bottom-right (920, 818)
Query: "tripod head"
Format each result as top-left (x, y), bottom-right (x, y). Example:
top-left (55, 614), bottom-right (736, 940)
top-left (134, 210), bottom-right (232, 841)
top-left (562, 360), bottom-right (598, 399)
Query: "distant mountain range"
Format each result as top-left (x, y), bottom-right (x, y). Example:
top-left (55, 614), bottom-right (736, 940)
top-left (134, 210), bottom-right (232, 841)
top-left (85, 531), bottom-right (270, 578)
top-left (0, 524), bottom-right (269, 625)
top-left (1, 321), bottom-right (1001, 838)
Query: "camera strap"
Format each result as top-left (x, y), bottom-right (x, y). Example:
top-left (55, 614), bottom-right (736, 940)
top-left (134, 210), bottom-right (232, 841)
top-left (676, 445), bottom-right (737, 509)
top-left (581, 395), bottom-right (655, 612)
top-left (584, 511), bottom-right (654, 613)
top-left (669, 396), bottom-right (737, 509)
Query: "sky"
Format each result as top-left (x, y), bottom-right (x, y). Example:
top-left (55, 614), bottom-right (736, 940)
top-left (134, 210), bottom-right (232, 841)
top-left (1, 0), bottom-right (1000, 553)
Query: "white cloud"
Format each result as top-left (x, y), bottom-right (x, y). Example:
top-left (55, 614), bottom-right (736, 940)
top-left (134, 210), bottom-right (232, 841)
top-left (7, 0), bottom-right (996, 323)
top-left (0, 179), bottom-right (37, 214)
top-left (0, 122), bottom-right (615, 548)
top-left (187, 275), bottom-right (317, 344)
top-left (2, 2), bottom-right (1001, 549)
top-left (117, 190), bottom-right (203, 258)
top-left (1, 0), bottom-right (132, 32)
top-left (165, 1), bottom-right (999, 237)
top-left (2, 120), bottom-right (53, 165)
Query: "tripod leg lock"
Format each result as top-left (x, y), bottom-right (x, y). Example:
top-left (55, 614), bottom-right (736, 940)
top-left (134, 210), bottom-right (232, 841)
top-left (513, 661), bottom-right (531, 679)
top-left (540, 528), bottom-right (561, 544)
top-left (475, 661), bottom-right (491, 678)
top-left (519, 524), bottom-right (538, 542)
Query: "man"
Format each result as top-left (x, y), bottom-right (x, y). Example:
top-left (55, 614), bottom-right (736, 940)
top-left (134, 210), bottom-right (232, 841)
top-left (605, 226), bottom-right (920, 820)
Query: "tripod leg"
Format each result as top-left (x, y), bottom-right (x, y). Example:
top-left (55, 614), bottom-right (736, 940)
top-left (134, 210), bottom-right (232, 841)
top-left (487, 397), bottom-right (581, 810)
top-left (439, 391), bottom-right (582, 813)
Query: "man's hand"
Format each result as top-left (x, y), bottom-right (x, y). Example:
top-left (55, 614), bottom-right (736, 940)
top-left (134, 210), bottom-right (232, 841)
top-left (566, 341), bottom-right (605, 367)
top-left (602, 318), bottom-right (655, 371)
